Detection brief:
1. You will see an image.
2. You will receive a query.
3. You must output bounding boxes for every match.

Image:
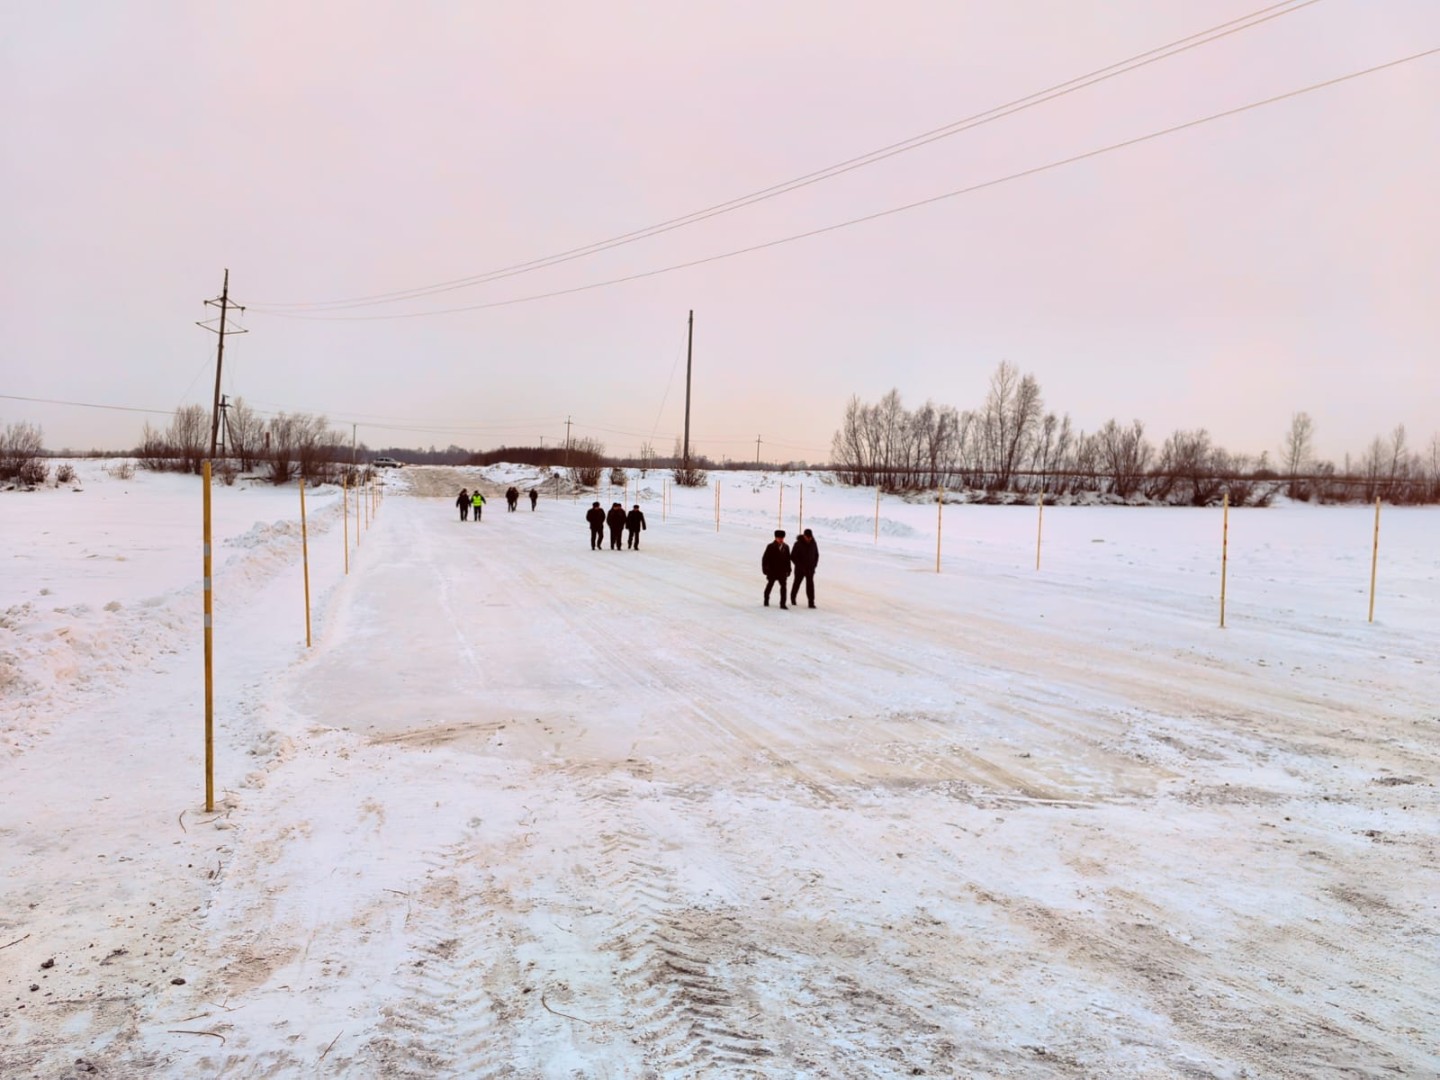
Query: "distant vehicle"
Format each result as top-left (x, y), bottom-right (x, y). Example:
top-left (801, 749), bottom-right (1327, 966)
top-left (372, 456), bottom-right (404, 468)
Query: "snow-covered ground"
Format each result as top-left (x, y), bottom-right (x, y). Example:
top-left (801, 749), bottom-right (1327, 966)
top-left (2, 460), bottom-right (1436, 1078)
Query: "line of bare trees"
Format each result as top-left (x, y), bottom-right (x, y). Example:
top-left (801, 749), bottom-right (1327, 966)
top-left (137, 400), bottom-right (359, 485)
top-left (831, 364), bottom-right (1440, 506)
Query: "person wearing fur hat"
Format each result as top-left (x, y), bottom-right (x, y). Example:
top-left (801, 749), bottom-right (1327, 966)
top-left (790, 528), bottom-right (819, 608)
top-left (606, 502), bottom-right (627, 550)
top-left (625, 504), bottom-right (647, 549)
top-left (762, 529), bottom-right (792, 609)
top-left (585, 501), bottom-right (606, 550)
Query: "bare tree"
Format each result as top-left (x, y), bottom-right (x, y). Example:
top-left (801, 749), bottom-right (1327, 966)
top-left (1282, 412), bottom-right (1314, 499)
top-left (567, 435), bottom-right (606, 488)
top-left (168, 404), bottom-right (209, 475)
top-left (1071, 429), bottom-right (1100, 494)
top-left (670, 435), bottom-right (707, 486)
top-left (1426, 434), bottom-right (1440, 502)
top-left (0, 421), bottom-right (47, 484)
top-left (1095, 419), bottom-right (1152, 499)
top-left (974, 362), bottom-right (1043, 491)
top-left (1031, 413), bottom-right (1074, 495)
top-left (136, 421), bottom-right (170, 470)
top-left (226, 397), bottom-right (261, 472)
top-left (911, 400), bottom-right (961, 490)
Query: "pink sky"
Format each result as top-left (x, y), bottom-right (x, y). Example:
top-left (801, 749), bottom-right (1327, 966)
top-left (3, 0), bottom-right (1437, 464)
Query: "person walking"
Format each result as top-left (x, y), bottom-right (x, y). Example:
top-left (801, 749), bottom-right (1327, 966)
top-left (586, 501), bottom-right (606, 550)
top-left (528, 488), bottom-right (538, 511)
top-left (456, 488), bottom-right (470, 522)
top-left (625, 504), bottom-right (647, 549)
top-left (606, 502), bottom-right (627, 550)
top-left (506, 486), bottom-right (520, 512)
top-left (471, 489), bottom-right (486, 522)
top-left (790, 528), bottom-right (819, 608)
top-left (762, 529), bottom-right (792, 609)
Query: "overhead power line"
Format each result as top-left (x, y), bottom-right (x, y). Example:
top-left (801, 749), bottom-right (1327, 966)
top-left (0, 393), bottom-right (176, 417)
top-left (251, 47), bottom-right (1440, 323)
top-left (248, 0), bottom-right (1320, 313)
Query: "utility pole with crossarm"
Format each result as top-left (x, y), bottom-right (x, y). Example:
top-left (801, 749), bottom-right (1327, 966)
top-left (198, 269), bottom-right (247, 458)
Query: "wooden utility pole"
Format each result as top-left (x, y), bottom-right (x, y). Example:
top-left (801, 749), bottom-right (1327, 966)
top-left (755, 435), bottom-right (762, 466)
top-left (199, 269), bottom-right (246, 458)
top-left (683, 310), bottom-right (693, 473)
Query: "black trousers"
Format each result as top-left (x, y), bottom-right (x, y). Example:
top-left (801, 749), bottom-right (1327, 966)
top-left (459, 506), bottom-right (468, 521)
top-left (764, 575), bottom-right (789, 606)
top-left (626, 528), bottom-right (641, 549)
top-left (590, 527), bottom-right (604, 549)
top-left (791, 571), bottom-right (815, 606)
top-left (609, 527), bottom-right (624, 550)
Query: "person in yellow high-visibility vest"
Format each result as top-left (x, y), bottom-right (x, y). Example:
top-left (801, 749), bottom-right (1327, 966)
top-left (471, 489), bottom-right (486, 522)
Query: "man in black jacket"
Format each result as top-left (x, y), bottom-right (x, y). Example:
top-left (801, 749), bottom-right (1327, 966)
top-left (790, 528), bottom-right (819, 608)
top-left (585, 501), bottom-right (606, 550)
top-left (762, 529), bottom-right (791, 609)
top-left (625, 504), bottom-right (647, 549)
top-left (606, 502), bottom-right (627, 550)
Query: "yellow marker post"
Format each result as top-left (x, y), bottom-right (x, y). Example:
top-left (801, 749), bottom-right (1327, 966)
top-left (1368, 497), bottom-right (1381, 623)
top-left (342, 474), bottom-right (349, 575)
top-left (202, 460), bottom-right (215, 813)
top-left (300, 478), bottom-right (312, 648)
top-left (936, 486), bottom-right (944, 573)
top-left (1219, 492), bottom-right (1230, 629)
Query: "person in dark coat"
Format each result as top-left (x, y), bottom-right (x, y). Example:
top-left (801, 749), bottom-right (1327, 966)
top-left (790, 528), bottom-right (819, 608)
top-left (625, 504), bottom-right (647, 549)
top-left (528, 488), bottom-right (538, 510)
top-left (505, 486), bottom-right (519, 511)
top-left (456, 488), bottom-right (470, 522)
top-left (586, 501), bottom-right (606, 549)
top-left (606, 502), bottom-right (627, 550)
top-left (762, 529), bottom-right (792, 608)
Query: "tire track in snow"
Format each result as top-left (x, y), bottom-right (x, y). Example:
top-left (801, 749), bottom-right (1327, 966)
top-left (364, 839), bottom-right (517, 1078)
top-left (985, 882), bottom-right (1421, 1079)
top-left (559, 780), bottom-right (776, 1076)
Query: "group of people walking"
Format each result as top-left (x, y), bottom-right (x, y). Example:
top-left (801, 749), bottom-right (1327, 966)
top-left (762, 528), bottom-right (819, 609)
top-left (454, 485), bottom-right (821, 609)
top-left (458, 486), bottom-right (539, 520)
top-left (587, 501), bottom-right (647, 550)
top-left (504, 486), bottom-right (538, 511)
top-left (455, 488), bottom-right (486, 522)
